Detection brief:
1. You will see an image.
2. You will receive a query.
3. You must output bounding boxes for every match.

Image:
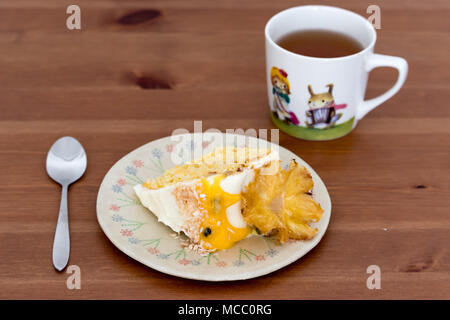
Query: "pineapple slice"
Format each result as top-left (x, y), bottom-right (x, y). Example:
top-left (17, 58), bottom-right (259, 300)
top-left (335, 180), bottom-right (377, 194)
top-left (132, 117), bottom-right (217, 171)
top-left (242, 159), bottom-right (323, 243)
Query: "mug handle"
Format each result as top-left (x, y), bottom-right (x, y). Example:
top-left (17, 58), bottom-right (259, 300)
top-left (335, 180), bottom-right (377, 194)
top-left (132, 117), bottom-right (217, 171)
top-left (357, 53), bottom-right (408, 120)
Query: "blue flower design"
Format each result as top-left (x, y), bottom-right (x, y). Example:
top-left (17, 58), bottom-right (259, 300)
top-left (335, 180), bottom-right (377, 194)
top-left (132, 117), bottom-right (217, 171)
top-left (190, 260), bottom-right (201, 266)
top-left (266, 248), bottom-right (278, 257)
top-left (151, 148), bottom-right (163, 159)
top-left (112, 184), bottom-right (123, 193)
top-left (125, 166), bottom-right (137, 176)
top-left (128, 237), bottom-right (140, 245)
top-left (111, 214), bottom-right (123, 222)
top-left (233, 260), bottom-right (244, 267)
top-left (156, 253), bottom-right (169, 260)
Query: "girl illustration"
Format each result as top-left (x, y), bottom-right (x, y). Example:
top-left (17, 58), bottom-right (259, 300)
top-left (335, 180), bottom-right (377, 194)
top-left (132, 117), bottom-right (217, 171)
top-left (270, 67), bottom-right (299, 125)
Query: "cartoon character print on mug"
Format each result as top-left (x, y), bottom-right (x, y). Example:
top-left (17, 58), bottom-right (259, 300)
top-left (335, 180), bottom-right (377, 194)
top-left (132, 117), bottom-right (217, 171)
top-left (270, 67), bottom-right (349, 131)
top-left (305, 84), bottom-right (347, 129)
top-left (270, 67), bottom-right (299, 125)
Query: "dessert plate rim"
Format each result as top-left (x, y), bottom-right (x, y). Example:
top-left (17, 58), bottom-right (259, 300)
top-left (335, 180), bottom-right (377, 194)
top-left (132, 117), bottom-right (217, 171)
top-left (96, 133), bottom-right (331, 281)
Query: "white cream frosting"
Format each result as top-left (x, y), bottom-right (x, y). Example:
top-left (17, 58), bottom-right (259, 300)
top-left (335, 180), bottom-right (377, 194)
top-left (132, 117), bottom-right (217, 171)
top-left (134, 148), bottom-right (278, 236)
top-left (134, 184), bottom-right (184, 233)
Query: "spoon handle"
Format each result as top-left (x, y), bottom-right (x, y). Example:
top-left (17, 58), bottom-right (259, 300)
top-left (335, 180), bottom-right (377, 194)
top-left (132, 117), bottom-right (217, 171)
top-left (52, 184), bottom-right (70, 271)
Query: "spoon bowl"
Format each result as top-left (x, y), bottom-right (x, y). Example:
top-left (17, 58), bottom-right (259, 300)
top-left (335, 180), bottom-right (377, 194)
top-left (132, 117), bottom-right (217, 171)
top-left (46, 136), bottom-right (87, 271)
top-left (46, 137), bottom-right (87, 185)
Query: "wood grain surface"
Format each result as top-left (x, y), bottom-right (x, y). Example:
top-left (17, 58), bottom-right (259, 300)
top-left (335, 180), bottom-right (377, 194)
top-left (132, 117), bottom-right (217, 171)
top-left (0, 0), bottom-right (449, 299)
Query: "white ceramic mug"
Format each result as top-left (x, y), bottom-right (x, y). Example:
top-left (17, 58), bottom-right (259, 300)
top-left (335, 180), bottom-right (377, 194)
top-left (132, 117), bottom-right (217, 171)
top-left (265, 5), bottom-right (408, 140)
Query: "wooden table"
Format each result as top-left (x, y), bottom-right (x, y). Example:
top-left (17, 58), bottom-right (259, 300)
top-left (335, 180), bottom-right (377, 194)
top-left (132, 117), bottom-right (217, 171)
top-left (1, 0), bottom-right (449, 300)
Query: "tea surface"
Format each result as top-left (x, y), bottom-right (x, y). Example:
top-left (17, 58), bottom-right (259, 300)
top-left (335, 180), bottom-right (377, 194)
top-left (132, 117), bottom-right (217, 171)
top-left (277, 29), bottom-right (363, 58)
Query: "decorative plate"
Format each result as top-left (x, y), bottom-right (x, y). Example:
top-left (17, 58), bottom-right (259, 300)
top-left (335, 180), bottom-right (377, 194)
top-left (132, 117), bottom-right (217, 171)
top-left (96, 133), bottom-right (331, 281)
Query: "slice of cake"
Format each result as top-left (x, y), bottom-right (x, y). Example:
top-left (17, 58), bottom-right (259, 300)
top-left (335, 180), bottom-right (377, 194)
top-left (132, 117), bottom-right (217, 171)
top-left (134, 147), bottom-right (323, 252)
top-left (134, 147), bottom-right (277, 251)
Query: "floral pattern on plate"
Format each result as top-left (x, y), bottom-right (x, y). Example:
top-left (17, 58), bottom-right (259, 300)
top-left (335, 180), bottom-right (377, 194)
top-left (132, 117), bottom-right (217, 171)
top-left (97, 133), bottom-right (331, 281)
